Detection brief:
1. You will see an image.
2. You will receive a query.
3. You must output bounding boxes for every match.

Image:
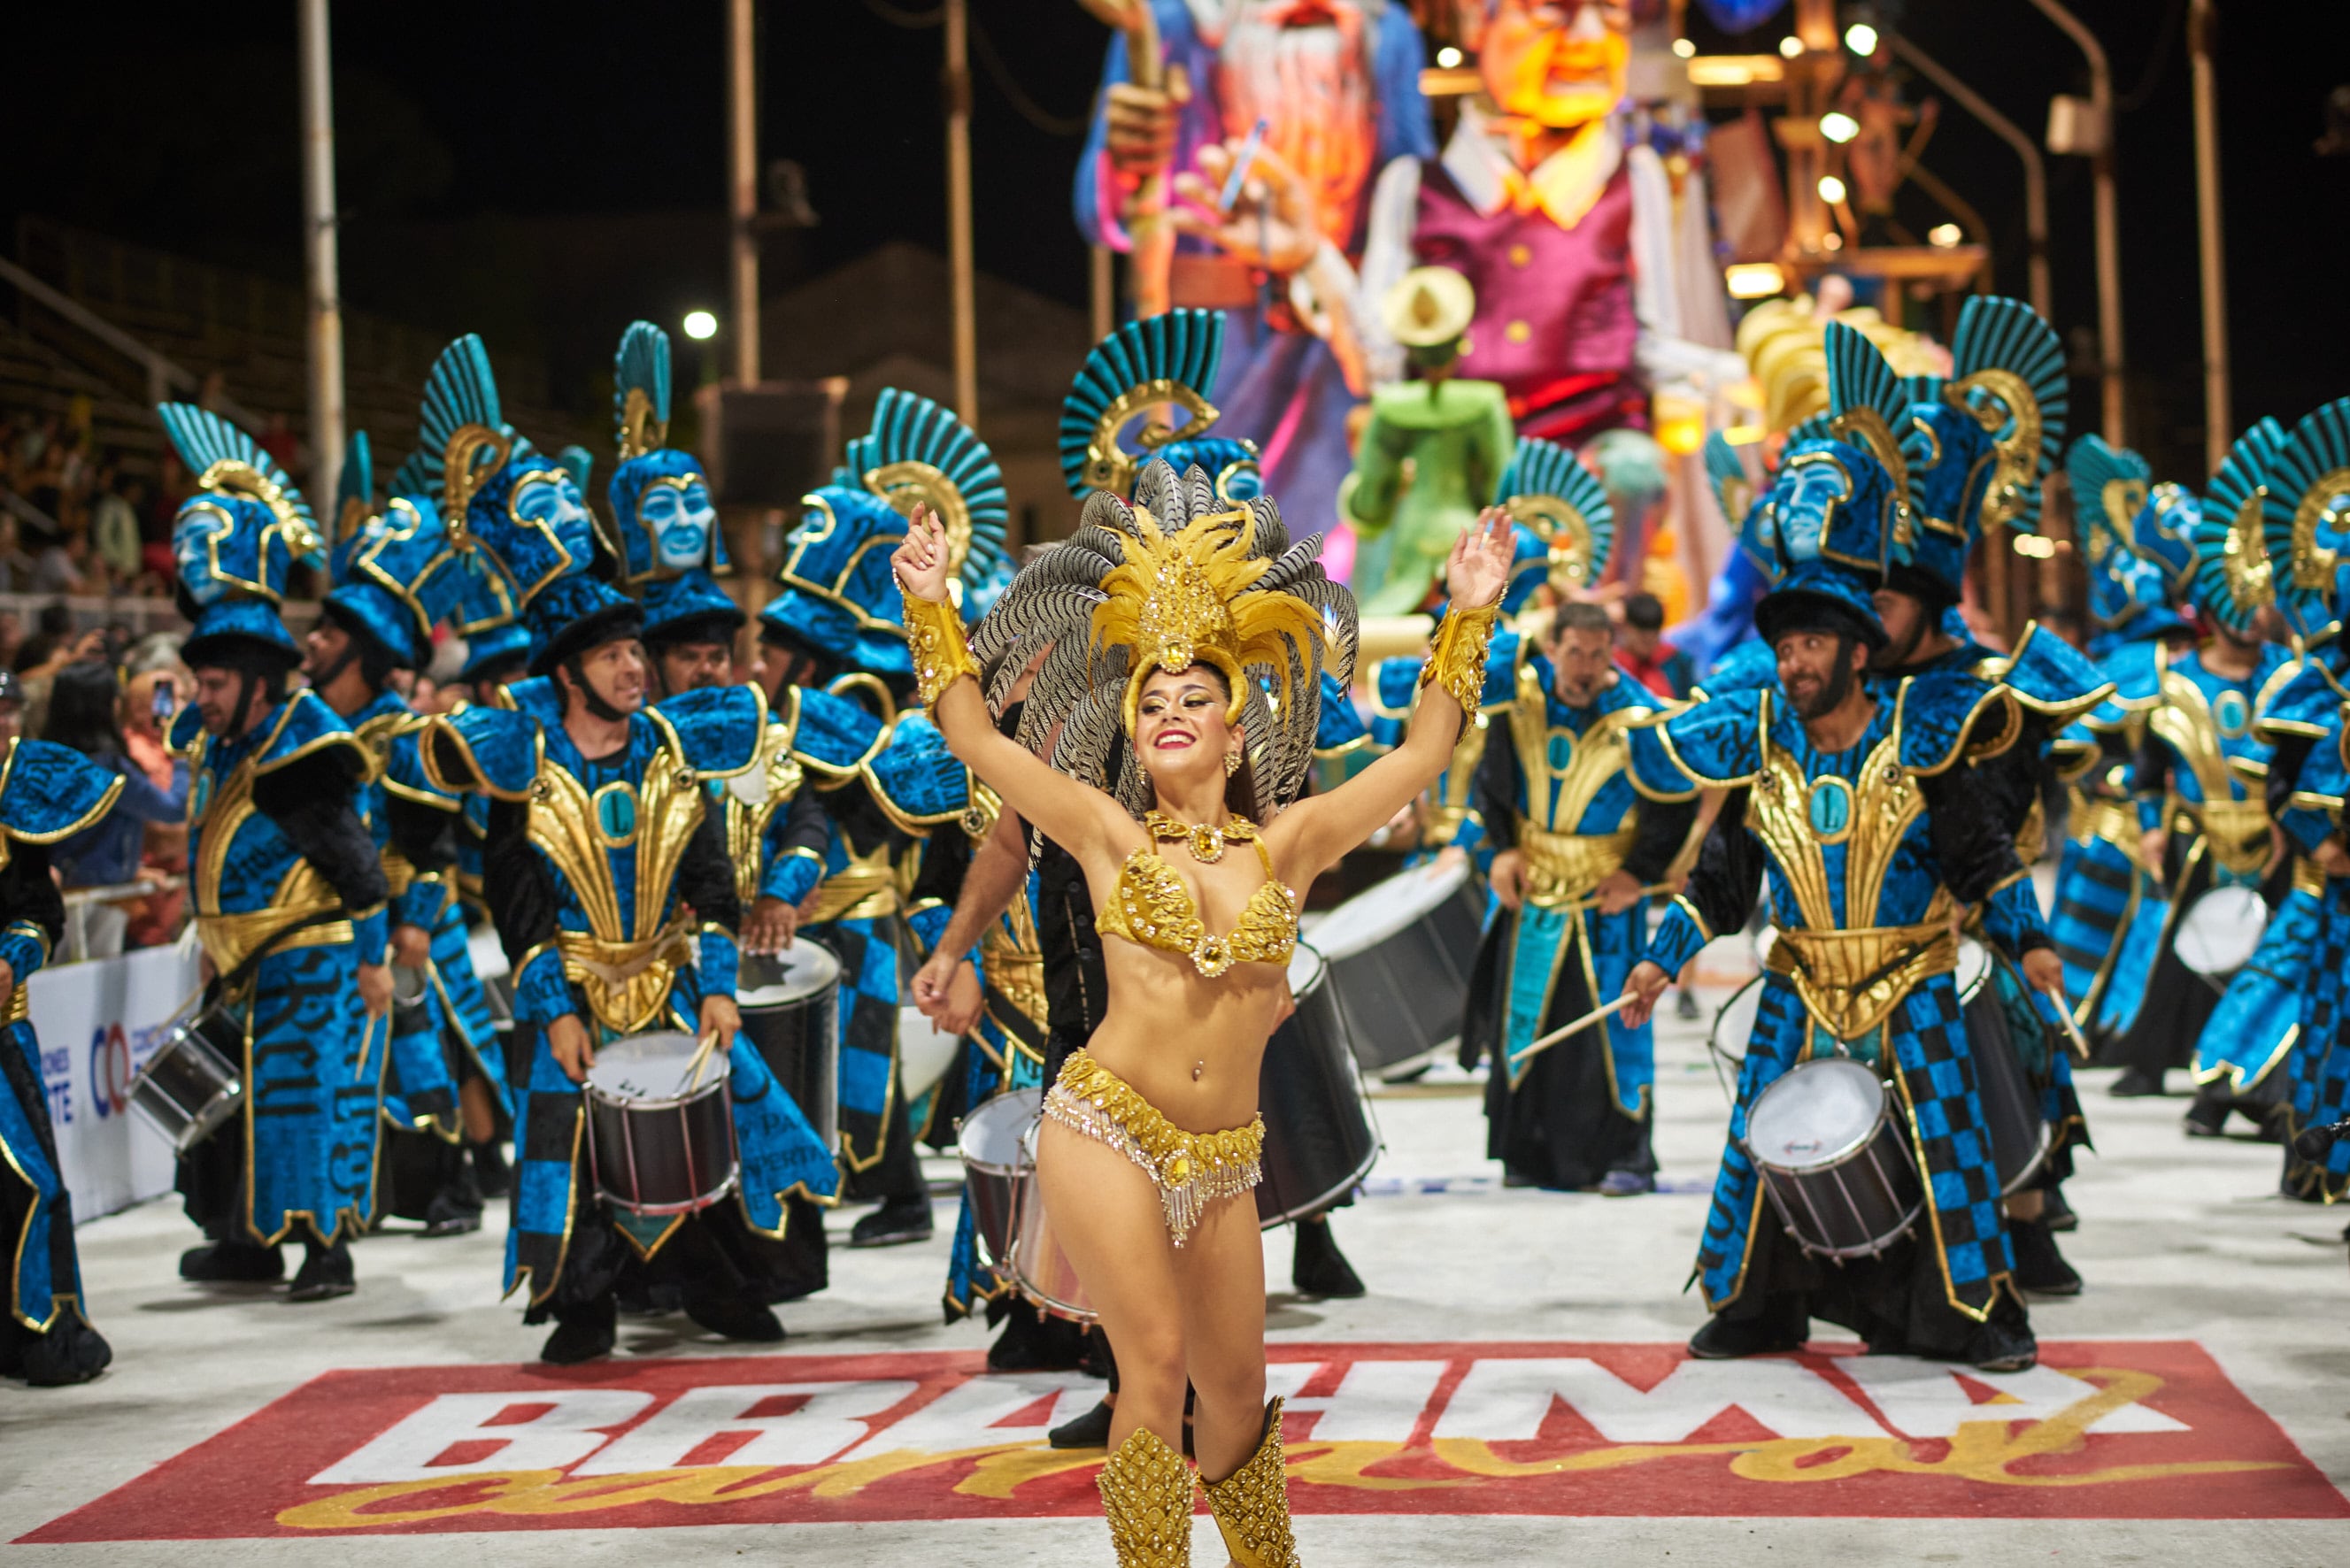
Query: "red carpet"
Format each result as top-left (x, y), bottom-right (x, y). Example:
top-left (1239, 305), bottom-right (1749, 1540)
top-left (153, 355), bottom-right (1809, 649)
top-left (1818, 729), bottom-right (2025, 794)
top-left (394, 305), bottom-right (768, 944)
top-left (23, 1339), bottom-right (2344, 1539)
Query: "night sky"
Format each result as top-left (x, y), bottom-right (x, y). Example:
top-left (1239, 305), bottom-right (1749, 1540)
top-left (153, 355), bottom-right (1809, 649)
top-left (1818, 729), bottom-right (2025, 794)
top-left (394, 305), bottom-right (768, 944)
top-left (2, 0), bottom-right (2343, 480)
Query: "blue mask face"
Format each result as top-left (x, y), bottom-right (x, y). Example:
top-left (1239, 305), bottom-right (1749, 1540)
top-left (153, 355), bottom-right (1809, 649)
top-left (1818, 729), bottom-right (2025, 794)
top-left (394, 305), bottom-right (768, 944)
top-left (173, 499), bottom-right (239, 608)
top-left (173, 495), bottom-right (287, 606)
top-left (1904, 402), bottom-right (1996, 542)
top-left (637, 474), bottom-right (718, 572)
top-left (1770, 447), bottom-right (1855, 564)
top-left (506, 465), bottom-right (597, 576)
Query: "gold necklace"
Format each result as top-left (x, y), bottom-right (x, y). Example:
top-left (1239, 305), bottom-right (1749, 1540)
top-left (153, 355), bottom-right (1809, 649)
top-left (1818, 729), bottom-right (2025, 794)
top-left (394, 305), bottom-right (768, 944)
top-left (1144, 809), bottom-right (1256, 865)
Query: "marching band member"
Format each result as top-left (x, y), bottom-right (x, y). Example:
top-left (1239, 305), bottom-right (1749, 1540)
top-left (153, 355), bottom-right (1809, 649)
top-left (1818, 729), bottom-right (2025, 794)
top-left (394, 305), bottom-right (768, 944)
top-left (158, 405), bottom-right (390, 1303)
top-left (1619, 404), bottom-right (2063, 1374)
top-left (896, 457), bottom-right (1507, 1568)
top-left (413, 334), bottom-right (835, 1362)
top-left (310, 436), bottom-right (507, 1240)
top-left (1468, 443), bottom-right (1694, 1195)
top-left (0, 733), bottom-right (127, 1381)
top-left (2110, 466), bottom-right (2298, 1101)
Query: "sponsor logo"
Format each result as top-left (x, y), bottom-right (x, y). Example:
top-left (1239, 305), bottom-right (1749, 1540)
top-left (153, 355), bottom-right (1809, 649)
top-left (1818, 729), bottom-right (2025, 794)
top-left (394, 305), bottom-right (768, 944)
top-left (23, 1341), bottom-right (2342, 1540)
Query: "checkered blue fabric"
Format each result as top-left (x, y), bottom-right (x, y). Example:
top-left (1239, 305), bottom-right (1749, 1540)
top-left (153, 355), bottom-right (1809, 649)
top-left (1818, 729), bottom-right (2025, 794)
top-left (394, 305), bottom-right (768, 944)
top-left (806, 916), bottom-right (905, 1174)
top-left (2286, 879), bottom-right (2350, 1199)
top-left (2051, 831), bottom-right (2138, 1028)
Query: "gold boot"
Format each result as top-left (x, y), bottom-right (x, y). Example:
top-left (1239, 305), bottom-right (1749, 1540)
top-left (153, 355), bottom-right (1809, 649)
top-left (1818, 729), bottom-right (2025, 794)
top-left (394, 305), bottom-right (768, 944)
top-left (1097, 1424), bottom-right (1197, 1567)
top-left (1201, 1397), bottom-right (1301, 1568)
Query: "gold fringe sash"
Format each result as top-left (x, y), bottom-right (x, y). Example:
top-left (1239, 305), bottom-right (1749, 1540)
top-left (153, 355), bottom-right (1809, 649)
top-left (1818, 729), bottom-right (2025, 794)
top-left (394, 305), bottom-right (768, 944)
top-left (1044, 1049), bottom-right (1263, 1246)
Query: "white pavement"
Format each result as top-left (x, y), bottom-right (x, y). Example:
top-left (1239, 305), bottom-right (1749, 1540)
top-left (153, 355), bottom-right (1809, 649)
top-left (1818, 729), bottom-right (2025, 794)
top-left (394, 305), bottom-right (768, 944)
top-left (4, 984), bottom-right (2347, 1565)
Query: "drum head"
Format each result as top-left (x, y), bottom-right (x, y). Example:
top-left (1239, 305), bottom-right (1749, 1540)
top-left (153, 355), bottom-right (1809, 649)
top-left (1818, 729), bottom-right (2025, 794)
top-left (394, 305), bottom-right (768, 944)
top-left (585, 1032), bottom-right (714, 1105)
top-left (1709, 977), bottom-right (1764, 1065)
top-left (899, 1008), bottom-right (964, 1103)
top-left (1954, 937), bottom-right (1991, 1000)
top-left (739, 942), bottom-right (843, 1008)
top-left (1745, 1057), bottom-right (1888, 1173)
top-left (466, 926), bottom-right (510, 982)
top-left (1285, 943), bottom-right (1327, 999)
top-left (1305, 859), bottom-right (1470, 960)
top-left (2177, 886), bottom-right (2268, 977)
top-left (959, 1087), bottom-right (1042, 1174)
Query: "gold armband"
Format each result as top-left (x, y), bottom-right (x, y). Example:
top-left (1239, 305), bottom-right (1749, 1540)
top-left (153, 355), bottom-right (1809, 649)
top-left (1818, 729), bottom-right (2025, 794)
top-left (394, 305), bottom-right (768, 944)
top-left (899, 588), bottom-right (981, 711)
top-left (1418, 603), bottom-right (1499, 725)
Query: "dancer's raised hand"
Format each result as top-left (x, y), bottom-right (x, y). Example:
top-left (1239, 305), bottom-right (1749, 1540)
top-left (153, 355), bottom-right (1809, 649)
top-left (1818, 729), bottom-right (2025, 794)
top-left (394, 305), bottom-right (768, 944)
top-left (1445, 506), bottom-right (1516, 610)
top-left (891, 503), bottom-right (953, 604)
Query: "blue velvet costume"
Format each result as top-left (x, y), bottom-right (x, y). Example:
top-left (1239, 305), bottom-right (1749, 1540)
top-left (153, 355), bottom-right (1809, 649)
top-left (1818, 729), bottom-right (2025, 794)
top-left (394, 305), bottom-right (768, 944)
top-left (0, 742), bottom-right (124, 1336)
top-left (160, 404), bottom-right (391, 1256)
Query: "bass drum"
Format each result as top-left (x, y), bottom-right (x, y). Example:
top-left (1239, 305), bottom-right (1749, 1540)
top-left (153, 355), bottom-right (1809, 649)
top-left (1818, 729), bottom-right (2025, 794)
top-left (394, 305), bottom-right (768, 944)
top-left (1707, 976), bottom-right (1764, 1104)
top-left (739, 943), bottom-right (843, 1153)
top-left (2176, 885), bottom-right (2268, 981)
top-left (898, 1008), bottom-right (966, 1106)
top-left (1255, 946), bottom-right (1381, 1226)
top-left (1308, 858), bottom-right (1485, 1073)
top-left (1011, 1118), bottom-right (1097, 1324)
top-left (1956, 945), bottom-right (2054, 1195)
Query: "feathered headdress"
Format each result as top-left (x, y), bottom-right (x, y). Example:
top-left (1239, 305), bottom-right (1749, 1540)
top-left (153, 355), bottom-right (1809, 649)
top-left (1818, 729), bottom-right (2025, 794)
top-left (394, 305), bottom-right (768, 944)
top-left (2261, 397), bottom-right (2350, 646)
top-left (1945, 295), bottom-right (2068, 532)
top-left (605, 321), bottom-right (726, 585)
top-left (2192, 417), bottom-right (2287, 637)
top-left (2064, 435), bottom-right (2152, 573)
top-left (848, 387), bottom-right (1011, 601)
top-left (969, 459), bottom-right (1356, 814)
top-left (1494, 436), bottom-right (1614, 595)
top-left (158, 402), bottom-right (320, 665)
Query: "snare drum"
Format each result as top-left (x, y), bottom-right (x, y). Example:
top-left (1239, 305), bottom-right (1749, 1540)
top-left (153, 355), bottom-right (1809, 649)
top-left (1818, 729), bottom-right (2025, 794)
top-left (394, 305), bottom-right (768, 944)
top-left (2176, 885), bottom-right (2268, 980)
top-left (898, 1007), bottom-right (966, 1106)
top-left (1011, 1118), bottom-right (1097, 1324)
top-left (1954, 936), bottom-right (1992, 1002)
top-left (1708, 976), bottom-right (1764, 1076)
top-left (1744, 1057), bottom-right (1923, 1259)
top-left (128, 1003), bottom-right (242, 1153)
top-left (1310, 858), bottom-right (1485, 1072)
top-left (1256, 946), bottom-right (1380, 1225)
top-left (739, 944), bottom-right (842, 1152)
top-left (583, 1032), bottom-right (739, 1216)
top-left (956, 1088), bottom-right (1038, 1273)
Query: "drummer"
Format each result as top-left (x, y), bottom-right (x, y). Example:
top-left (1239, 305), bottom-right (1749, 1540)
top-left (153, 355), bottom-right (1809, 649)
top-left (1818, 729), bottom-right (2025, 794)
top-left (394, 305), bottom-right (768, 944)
top-left (2109, 471), bottom-right (2297, 1103)
top-left (308, 437), bottom-right (510, 1241)
top-left (1619, 411), bottom-right (2065, 1374)
top-left (157, 404), bottom-right (391, 1304)
top-left (1854, 303), bottom-right (2105, 1295)
top-left (1467, 440), bottom-right (1696, 1195)
top-left (412, 332), bottom-right (836, 1363)
top-left (0, 728), bottom-right (133, 1382)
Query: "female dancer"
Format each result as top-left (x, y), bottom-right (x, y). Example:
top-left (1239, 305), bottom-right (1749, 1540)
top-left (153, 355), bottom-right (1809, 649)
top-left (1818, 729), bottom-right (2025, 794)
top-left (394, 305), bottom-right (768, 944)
top-left (893, 463), bottom-right (1511, 1565)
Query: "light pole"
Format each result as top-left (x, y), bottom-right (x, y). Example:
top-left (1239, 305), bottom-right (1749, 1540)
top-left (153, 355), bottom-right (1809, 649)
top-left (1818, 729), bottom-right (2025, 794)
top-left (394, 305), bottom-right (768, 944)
top-left (2187, 0), bottom-right (2230, 470)
top-left (727, 0), bottom-right (759, 386)
top-left (945, 0), bottom-right (978, 427)
top-left (297, 0), bottom-right (343, 499)
top-left (2028, 0), bottom-right (2124, 444)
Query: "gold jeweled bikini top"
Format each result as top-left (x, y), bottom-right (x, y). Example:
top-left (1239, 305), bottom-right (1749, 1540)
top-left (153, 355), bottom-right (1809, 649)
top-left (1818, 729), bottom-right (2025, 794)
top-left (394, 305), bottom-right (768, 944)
top-left (1096, 815), bottom-right (1298, 978)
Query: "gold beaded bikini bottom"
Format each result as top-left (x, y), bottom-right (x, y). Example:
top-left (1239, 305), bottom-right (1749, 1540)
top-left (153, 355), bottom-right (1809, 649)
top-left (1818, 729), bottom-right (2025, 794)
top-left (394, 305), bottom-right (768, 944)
top-left (1043, 1049), bottom-right (1264, 1246)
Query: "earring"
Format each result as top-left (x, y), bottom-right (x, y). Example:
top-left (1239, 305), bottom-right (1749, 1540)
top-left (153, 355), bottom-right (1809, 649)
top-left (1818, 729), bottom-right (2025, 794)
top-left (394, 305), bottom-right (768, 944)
top-left (1224, 750), bottom-right (1241, 777)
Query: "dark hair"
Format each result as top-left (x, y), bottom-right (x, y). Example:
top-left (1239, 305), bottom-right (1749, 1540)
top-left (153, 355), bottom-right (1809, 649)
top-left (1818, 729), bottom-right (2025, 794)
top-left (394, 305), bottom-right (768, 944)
top-left (1134, 661), bottom-right (1267, 819)
top-left (319, 602), bottom-right (404, 690)
top-left (42, 659), bottom-right (127, 758)
top-left (1551, 601), bottom-right (1613, 639)
top-left (1622, 592), bottom-right (1665, 632)
top-left (36, 602), bottom-right (73, 639)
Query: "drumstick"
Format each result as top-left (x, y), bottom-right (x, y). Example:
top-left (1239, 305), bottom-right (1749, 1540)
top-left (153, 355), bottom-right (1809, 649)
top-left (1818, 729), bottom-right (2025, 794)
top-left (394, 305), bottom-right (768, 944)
top-left (682, 1028), bottom-right (725, 1093)
top-left (1515, 993), bottom-right (1637, 1064)
top-left (2041, 987), bottom-right (2093, 1063)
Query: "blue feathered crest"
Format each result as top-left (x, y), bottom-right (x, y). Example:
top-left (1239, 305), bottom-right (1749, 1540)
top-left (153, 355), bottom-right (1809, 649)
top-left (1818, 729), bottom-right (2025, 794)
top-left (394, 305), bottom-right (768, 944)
top-left (559, 444), bottom-right (595, 499)
top-left (1704, 431), bottom-right (1761, 557)
top-left (330, 429), bottom-right (374, 584)
top-left (2131, 481), bottom-right (2200, 596)
top-left (1059, 308), bottom-right (1226, 498)
top-left (1822, 319), bottom-right (1917, 520)
top-left (613, 320), bottom-right (671, 459)
top-left (2261, 397), bottom-right (2350, 643)
top-left (1947, 296), bottom-right (2068, 530)
top-left (158, 403), bottom-right (318, 540)
top-left (418, 334), bottom-right (537, 523)
top-left (1495, 436), bottom-right (1614, 592)
top-left (2064, 435), bottom-right (2151, 563)
top-left (851, 388), bottom-right (1011, 598)
top-left (158, 402), bottom-right (320, 619)
top-left (2192, 417), bottom-right (2287, 637)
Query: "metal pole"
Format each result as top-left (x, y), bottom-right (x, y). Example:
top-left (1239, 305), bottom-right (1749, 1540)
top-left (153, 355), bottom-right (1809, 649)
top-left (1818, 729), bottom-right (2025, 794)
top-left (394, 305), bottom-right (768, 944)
top-left (944, 0), bottom-right (979, 427)
top-left (2028, 0), bottom-right (2123, 443)
top-left (297, 0), bottom-right (343, 498)
top-left (2187, 0), bottom-right (2229, 471)
top-left (1089, 243), bottom-right (1114, 344)
top-left (1887, 33), bottom-right (2050, 320)
top-left (728, 0), bottom-right (760, 386)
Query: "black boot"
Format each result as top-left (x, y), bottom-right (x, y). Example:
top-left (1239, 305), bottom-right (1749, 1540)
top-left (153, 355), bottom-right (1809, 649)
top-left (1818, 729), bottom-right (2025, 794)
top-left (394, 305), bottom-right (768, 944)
top-left (1048, 1397), bottom-right (1114, 1449)
top-left (2042, 1187), bottom-right (2078, 1232)
top-left (180, 1241), bottom-right (284, 1283)
top-left (1953, 1317), bottom-right (2038, 1372)
top-left (288, 1238), bottom-right (356, 1302)
top-left (2183, 1095), bottom-right (2229, 1137)
top-left (420, 1164), bottom-right (485, 1238)
top-left (848, 1195), bottom-right (933, 1248)
top-left (541, 1294), bottom-right (619, 1364)
top-left (685, 1297), bottom-right (786, 1342)
top-left (1290, 1214), bottom-right (1365, 1298)
top-left (14, 1315), bottom-right (112, 1386)
top-left (470, 1139), bottom-right (510, 1201)
top-left (2111, 1066), bottom-right (2166, 1098)
top-left (2008, 1217), bottom-right (2083, 1295)
top-left (988, 1306), bottom-right (1088, 1372)
top-left (1689, 1309), bottom-right (1805, 1360)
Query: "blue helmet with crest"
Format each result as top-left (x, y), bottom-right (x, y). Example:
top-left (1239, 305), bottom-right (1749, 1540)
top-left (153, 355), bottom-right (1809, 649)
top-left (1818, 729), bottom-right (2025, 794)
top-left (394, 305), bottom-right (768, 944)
top-left (1060, 308), bottom-right (1260, 504)
top-left (2261, 397), bottom-right (2350, 649)
top-left (158, 403), bottom-right (319, 670)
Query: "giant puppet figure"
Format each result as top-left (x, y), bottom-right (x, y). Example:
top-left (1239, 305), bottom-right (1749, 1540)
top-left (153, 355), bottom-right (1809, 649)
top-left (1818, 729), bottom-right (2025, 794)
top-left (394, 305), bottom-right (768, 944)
top-left (1076, 0), bottom-right (1436, 574)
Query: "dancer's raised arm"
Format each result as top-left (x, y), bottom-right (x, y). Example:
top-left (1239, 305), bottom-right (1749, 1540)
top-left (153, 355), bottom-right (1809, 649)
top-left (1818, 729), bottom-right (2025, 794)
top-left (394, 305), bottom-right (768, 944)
top-left (891, 505), bottom-right (1132, 867)
top-left (1269, 508), bottom-right (1515, 882)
